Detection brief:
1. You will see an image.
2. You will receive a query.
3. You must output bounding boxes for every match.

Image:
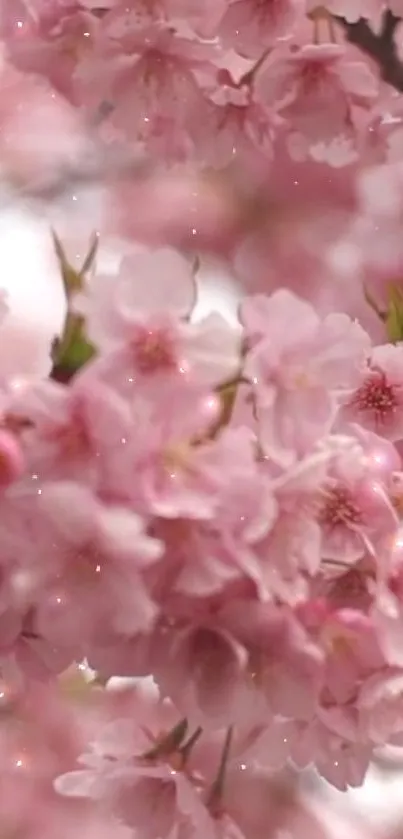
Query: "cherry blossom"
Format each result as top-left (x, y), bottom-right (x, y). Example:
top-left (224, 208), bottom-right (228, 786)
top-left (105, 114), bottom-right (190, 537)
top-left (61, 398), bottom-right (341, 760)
top-left (343, 344), bottom-right (403, 440)
top-left (243, 290), bottom-right (370, 466)
top-left (254, 43), bottom-right (378, 165)
top-left (217, 0), bottom-right (304, 59)
top-left (5, 0), bottom-right (403, 835)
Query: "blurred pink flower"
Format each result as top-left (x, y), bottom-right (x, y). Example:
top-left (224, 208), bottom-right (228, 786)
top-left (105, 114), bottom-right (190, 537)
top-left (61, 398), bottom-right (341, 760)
top-left (243, 290), bottom-right (370, 466)
top-left (217, 0), bottom-right (303, 58)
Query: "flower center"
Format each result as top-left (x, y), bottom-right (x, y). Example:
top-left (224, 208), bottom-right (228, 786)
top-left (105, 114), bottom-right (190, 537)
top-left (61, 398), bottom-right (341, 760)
top-left (328, 567), bottom-right (372, 609)
top-left (300, 59), bottom-right (327, 90)
top-left (162, 443), bottom-right (193, 477)
top-left (321, 624), bottom-right (352, 656)
top-left (131, 326), bottom-right (177, 374)
top-left (318, 485), bottom-right (362, 528)
top-left (47, 402), bottom-right (91, 458)
top-left (352, 371), bottom-right (397, 419)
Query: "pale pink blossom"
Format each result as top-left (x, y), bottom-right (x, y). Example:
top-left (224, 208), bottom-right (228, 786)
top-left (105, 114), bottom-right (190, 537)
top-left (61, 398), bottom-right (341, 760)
top-left (291, 715), bottom-right (373, 790)
top-left (243, 290), bottom-right (370, 466)
top-left (319, 609), bottom-right (385, 705)
top-left (3, 0), bottom-right (403, 812)
top-left (220, 600), bottom-right (324, 722)
top-left (317, 433), bottom-right (398, 563)
top-left (342, 344), bottom-right (403, 441)
top-left (152, 427), bottom-right (276, 596)
top-left (76, 246), bottom-right (197, 349)
top-left (78, 247), bottom-right (241, 391)
top-left (98, 29), bottom-right (219, 161)
top-left (371, 542), bottom-right (403, 669)
top-left (0, 61), bottom-right (94, 189)
top-left (32, 481), bottom-right (162, 651)
top-left (153, 623), bottom-right (249, 725)
top-left (9, 374), bottom-right (134, 486)
top-left (217, 0), bottom-right (304, 59)
top-left (105, 392), bottom-right (246, 518)
top-left (196, 93), bottom-right (278, 169)
top-left (166, 0), bottom-right (227, 36)
top-left (1, 4), bottom-right (100, 104)
top-left (255, 44), bottom-right (378, 163)
top-left (56, 682), bottom-right (211, 838)
top-left (359, 669), bottom-right (403, 744)
top-left (252, 452), bottom-right (329, 603)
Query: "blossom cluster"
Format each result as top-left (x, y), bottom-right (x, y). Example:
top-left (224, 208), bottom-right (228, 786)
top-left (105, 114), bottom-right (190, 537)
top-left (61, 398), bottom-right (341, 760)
top-left (3, 1), bottom-right (403, 839)
top-left (1, 0), bottom-right (401, 172)
top-left (0, 240), bottom-right (402, 834)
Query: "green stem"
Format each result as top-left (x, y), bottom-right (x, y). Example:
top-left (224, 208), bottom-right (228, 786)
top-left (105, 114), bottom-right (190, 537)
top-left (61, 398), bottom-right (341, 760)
top-left (206, 726), bottom-right (234, 814)
top-left (180, 726), bottom-right (203, 762)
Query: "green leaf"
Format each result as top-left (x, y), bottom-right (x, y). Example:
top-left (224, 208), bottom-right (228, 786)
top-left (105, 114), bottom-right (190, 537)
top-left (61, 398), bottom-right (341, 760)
top-left (80, 233), bottom-right (99, 276)
top-left (52, 230), bottom-right (84, 297)
top-left (52, 314), bottom-right (95, 376)
top-left (51, 232), bottom-right (99, 378)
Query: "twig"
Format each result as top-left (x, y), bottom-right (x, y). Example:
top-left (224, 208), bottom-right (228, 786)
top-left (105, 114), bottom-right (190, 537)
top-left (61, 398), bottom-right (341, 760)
top-left (336, 10), bottom-right (403, 92)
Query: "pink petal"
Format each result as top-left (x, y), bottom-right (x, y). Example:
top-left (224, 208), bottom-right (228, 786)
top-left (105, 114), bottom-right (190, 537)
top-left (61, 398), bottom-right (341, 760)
top-left (118, 248), bottom-right (196, 319)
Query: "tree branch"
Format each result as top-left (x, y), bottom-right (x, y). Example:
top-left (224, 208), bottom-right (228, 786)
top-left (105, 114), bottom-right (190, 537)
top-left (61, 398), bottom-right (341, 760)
top-left (336, 10), bottom-right (403, 92)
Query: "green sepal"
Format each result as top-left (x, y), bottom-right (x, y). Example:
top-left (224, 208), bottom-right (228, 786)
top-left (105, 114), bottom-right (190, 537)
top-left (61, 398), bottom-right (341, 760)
top-left (51, 232), bottom-right (99, 378)
top-left (52, 314), bottom-right (96, 376)
top-left (141, 718), bottom-right (189, 760)
top-left (363, 283), bottom-right (386, 322)
top-left (385, 284), bottom-right (403, 344)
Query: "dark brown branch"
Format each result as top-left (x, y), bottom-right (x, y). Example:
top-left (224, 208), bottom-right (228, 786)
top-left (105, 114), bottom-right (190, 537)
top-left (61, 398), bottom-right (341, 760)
top-left (336, 10), bottom-right (403, 92)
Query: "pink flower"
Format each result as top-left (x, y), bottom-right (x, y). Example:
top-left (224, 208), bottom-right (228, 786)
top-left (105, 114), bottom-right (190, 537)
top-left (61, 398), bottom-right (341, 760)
top-left (32, 481), bottom-right (162, 651)
top-left (254, 44), bottom-right (378, 163)
top-left (370, 542), bottom-right (403, 668)
top-left (10, 374), bottom-right (134, 487)
top-left (166, 0), bottom-right (227, 37)
top-left (195, 80), bottom-right (281, 168)
top-left (317, 434), bottom-right (398, 563)
top-left (291, 716), bottom-right (373, 790)
top-left (342, 344), bottom-right (403, 441)
top-left (252, 452), bottom-right (329, 603)
top-left (106, 390), bottom-right (251, 518)
top-left (221, 601), bottom-right (324, 722)
top-left (219, 763), bottom-right (305, 839)
top-left (359, 669), bottom-right (403, 745)
top-left (152, 427), bottom-right (276, 596)
top-left (1, 4), bottom-right (99, 104)
top-left (0, 62), bottom-right (94, 190)
top-left (319, 609), bottom-right (385, 706)
top-left (99, 28), bottom-right (218, 161)
top-left (152, 623), bottom-right (249, 725)
top-left (76, 246), bottom-right (196, 350)
top-left (96, 0), bottom-right (165, 49)
top-left (55, 681), bottom-right (211, 838)
top-left (243, 290), bottom-right (370, 466)
top-left (217, 0), bottom-right (303, 59)
top-left (78, 247), bottom-right (241, 392)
